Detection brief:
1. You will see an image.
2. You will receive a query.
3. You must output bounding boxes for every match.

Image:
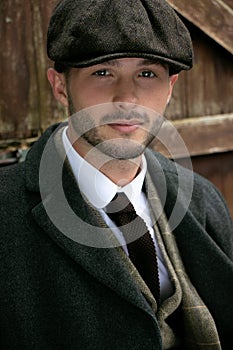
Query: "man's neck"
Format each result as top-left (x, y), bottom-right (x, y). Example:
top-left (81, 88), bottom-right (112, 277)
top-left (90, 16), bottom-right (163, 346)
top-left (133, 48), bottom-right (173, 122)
top-left (98, 157), bottom-right (142, 187)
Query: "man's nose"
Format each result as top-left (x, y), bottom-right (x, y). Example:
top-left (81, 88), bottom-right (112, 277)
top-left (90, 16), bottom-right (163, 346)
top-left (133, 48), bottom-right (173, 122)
top-left (112, 78), bottom-right (138, 108)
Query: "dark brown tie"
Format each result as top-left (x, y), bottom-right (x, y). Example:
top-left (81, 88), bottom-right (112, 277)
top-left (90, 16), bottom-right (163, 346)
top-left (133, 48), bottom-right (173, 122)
top-left (106, 192), bottom-right (160, 303)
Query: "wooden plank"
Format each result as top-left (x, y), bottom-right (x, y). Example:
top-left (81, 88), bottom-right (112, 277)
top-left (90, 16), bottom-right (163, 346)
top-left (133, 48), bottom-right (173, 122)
top-left (0, 0), bottom-right (65, 140)
top-left (166, 0), bottom-right (233, 55)
top-left (152, 113), bottom-right (233, 158)
top-left (224, 0), bottom-right (233, 8)
top-left (0, 0), bottom-right (36, 138)
top-left (30, 0), bottom-right (66, 130)
top-left (166, 23), bottom-right (233, 121)
top-left (191, 152), bottom-right (233, 218)
top-left (1, 113), bottom-right (233, 159)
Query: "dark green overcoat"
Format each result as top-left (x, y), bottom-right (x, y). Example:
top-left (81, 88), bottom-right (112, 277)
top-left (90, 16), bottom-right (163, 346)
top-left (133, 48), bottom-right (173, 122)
top-left (0, 124), bottom-right (233, 349)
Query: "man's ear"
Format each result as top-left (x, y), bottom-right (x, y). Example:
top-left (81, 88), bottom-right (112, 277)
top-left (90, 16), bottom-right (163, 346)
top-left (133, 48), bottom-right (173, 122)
top-left (47, 68), bottom-right (69, 107)
top-left (167, 74), bottom-right (179, 104)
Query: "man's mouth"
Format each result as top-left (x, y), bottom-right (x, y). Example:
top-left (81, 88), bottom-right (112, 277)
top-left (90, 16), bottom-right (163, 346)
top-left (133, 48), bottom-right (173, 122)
top-left (108, 120), bottom-right (143, 133)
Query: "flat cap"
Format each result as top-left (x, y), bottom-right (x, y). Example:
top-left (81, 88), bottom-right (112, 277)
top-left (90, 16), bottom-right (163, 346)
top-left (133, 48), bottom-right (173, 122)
top-left (47, 0), bottom-right (194, 74)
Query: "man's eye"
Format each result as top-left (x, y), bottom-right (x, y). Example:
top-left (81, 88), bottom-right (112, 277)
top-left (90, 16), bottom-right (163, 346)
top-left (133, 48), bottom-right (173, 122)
top-left (93, 70), bottom-right (110, 76)
top-left (139, 71), bottom-right (156, 78)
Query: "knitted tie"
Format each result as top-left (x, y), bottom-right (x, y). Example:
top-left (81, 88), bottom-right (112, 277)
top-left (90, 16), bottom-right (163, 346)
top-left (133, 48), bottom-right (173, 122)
top-left (106, 192), bottom-right (160, 303)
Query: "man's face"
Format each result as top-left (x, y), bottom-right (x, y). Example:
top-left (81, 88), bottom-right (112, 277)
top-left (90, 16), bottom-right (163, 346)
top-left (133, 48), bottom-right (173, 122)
top-left (48, 58), bottom-right (178, 160)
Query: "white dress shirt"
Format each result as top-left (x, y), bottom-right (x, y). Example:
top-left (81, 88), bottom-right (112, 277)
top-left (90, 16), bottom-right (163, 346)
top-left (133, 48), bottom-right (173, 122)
top-left (62, 126), bottom-right (173, 301)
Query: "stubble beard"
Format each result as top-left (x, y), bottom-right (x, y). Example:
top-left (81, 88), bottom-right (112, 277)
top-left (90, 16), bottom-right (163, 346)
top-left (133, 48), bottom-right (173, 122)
top-left (67, 94), bottom-right (159, 160)
top-left (82, 127), bottom-right (155, 160)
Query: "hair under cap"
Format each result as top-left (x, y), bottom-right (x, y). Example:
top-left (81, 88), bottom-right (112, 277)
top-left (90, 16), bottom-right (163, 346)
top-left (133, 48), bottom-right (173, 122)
top-left (47, 0), bottom-right (194, 74)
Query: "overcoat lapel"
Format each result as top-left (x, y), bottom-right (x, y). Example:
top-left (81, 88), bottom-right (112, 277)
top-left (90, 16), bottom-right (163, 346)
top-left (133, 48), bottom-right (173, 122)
top-left (32, 196), bottom-right (156, 318)
top-left (26, 124), bottom-right (157, 319)
top-left (145, 149), bottom-right (233, 332)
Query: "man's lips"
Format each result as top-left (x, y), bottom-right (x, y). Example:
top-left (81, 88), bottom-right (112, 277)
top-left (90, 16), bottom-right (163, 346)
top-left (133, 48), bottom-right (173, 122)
top-left (108, 120), bottom-right (143, 133)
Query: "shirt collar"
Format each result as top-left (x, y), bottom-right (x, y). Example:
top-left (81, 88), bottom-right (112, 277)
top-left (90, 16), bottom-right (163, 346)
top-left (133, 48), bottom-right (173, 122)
top-left (62, 126), bottom-right (147, 209)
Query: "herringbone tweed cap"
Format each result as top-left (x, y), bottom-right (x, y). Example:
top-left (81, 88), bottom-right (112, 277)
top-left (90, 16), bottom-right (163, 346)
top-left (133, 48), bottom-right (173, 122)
top-left (47, 0), bottom-right (194, 74)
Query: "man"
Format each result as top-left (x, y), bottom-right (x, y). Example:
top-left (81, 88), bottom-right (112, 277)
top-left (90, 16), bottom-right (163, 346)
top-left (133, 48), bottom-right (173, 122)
top-left (0, 0), bottom-right (233, 349)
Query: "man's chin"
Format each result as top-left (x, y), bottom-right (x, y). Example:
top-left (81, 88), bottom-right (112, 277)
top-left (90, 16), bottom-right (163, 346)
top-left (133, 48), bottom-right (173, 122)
top-left (95, 142), bottom-right (146, 160)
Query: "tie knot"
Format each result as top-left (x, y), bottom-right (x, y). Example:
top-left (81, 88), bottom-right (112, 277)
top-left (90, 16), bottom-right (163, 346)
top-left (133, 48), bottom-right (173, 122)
top-left (106, 192), bottom-right (134, 215)
top-left (106, 192), bottom-right (148, 243)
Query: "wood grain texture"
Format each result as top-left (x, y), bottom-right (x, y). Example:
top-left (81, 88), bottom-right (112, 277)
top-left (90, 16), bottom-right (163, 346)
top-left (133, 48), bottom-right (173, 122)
top-left (165, 22), bottom-right (233, 121)
top-left (152, 113), bottom-right (233, 158)
top-left (0, 0), bottom-right (65, 140)
top-left (180, 151), bottom-right (233, 218)
top-left (167, 0), bottom-right (233, 55)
